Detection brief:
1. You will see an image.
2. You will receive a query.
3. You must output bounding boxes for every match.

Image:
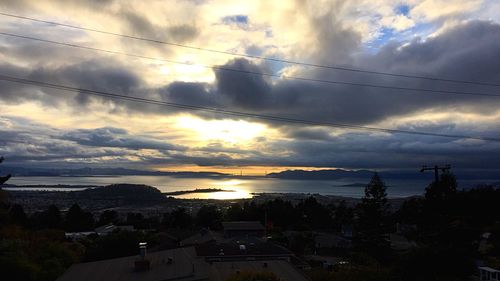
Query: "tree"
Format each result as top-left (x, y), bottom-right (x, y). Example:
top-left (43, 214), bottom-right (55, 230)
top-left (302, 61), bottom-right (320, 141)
top-left (0, 156), bottom-right (11, 205)
top-left (64, 204), bottom-right (94, 232)
top-left (98, 210), bottom-right (119, 226)
top-left (297, 197), bottom-right (333, 229)
top-left (0, 156), bottom-right (11, 185)
top-left (37, 205), bottom-right (62, 229)
top-left (363, 173), bottom-right (388, 207)
top-left (9, 204), bottom-right (27, 226)
top-left (264, 198), bottom-right (299, 229)
top-left (126, 212), bottom-right (144, 228)
top-left (333, 200), bottom-right (354, 231)
top-left (170, 208), bottom-right (193, 229)
top-left (196, 205), bottom-right (222, 230)
top-left (425, 171), bottom-right (457, 201)
top-left (356, 173), bottom-right (390, 255)
top-left (226, 203), bottom-right (244, 221)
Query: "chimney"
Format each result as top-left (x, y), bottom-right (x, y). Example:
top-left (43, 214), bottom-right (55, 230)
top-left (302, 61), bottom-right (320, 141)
top-left (139, 242), bottom-right (147, 259)
top-left (134, 242), bottom-right (150, 271)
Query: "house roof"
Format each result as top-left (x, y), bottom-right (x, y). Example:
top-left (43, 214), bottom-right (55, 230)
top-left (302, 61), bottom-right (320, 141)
top-left (222, 221), bottom-right (265, 231)
top-left (181, 230), bottom-right (221, 246)
top-left (195, 237), bottom-right (291, 258)
top-left (57, 244), bottom-right (307, 281)
top-left (56, 247), bottom-right (208, 281)
top-left (207, 260), bottom-right (309, 281)
top-left (479, 266), bottom-right (500, 273)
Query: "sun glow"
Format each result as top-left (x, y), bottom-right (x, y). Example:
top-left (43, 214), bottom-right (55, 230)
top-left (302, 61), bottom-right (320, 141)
top-left (173, 179), bottom-right (252, 199)
top-left (174, 115), bottom-right (267, 144)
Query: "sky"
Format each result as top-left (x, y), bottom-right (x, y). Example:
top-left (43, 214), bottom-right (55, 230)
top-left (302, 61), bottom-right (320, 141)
top-left (1, 0), bottom-right (500, 175)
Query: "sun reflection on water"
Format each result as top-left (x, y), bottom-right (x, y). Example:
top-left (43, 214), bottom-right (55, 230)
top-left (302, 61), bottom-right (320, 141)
top-left (173, 179), bottom-right (253, 200)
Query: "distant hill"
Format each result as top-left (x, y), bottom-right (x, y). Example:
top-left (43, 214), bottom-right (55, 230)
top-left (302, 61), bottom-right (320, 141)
top-left (267, 169), bottom-right (374, 180)
top-left (267, 169), bottom-right (500, 181)
top-left (78, 184), bottom-right (165, 203)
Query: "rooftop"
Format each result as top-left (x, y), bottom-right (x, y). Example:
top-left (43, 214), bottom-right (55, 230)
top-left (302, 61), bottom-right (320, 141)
top-left (56, 247), bottom-right (208, 281)
top-left (56, 244), bottom-right (307, 281)
top-left (222, 221), bottom-right (265, 231)
top-left (196, 237), bottom-right (291, 258)
top-left (181, 229), bottom-right (222, 246)
top-left (207, 260), bottom-right (308, 281)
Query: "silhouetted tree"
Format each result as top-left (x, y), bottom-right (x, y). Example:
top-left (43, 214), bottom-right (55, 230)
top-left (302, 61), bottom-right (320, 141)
top-left (98, 210), bottom-right (119, 226)
top-left (0, 156), bottom-right (11, 185)
top-left (83, 231), bottom-right (143, 261)
top-left (263, 198), bottom-right (298, 229)
top-left (0, 156), bottom-right (11, 206)
top-left (64, 204), bottom-right (94, 232)
top-left (297, 197), bottom-right (333, 230)
top-left (9, 204), bottom-right (27, 226)
top-left (166, 208), bottom-right (192, 229)
top-left (241, 201), bottom-right (263, 221)
top-left (225, 203), bottom-right (244, 221)
top-left (33, 205), bottom-right (62, 229)
top-left (126, 212), bottom-right (144, 228)
top-left (333, 200), bottom-right (354, 231)
top-left (425, 171), bottom-right (457, 201)
top-left (196, 205), bottom-right (222, 230)
top-left (356, 173), bottom-right (390, 256)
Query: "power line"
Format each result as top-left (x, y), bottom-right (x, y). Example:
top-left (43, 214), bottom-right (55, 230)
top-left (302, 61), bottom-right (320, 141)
top-left (2, 32), bottom-right (500, 99)
top-left (1, 11), bottom-right (500, 88)
top-left (1, 73), bottom-right (499, 142)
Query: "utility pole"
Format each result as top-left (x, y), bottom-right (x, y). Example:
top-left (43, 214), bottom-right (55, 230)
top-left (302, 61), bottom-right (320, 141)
top-left (420, 164), bottom-right (451, 182)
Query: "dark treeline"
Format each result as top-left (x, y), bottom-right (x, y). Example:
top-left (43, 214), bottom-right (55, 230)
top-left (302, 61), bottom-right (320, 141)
top-left (1, 171), bottom-right (500, 281)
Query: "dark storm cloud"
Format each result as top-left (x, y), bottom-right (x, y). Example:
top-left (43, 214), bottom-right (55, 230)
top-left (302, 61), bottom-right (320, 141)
top-left (275, 121), bottom-right (500, 169)
top-left (0, 59), bottom-right (158, 111)
top-left (160, 81), bottom-right (216, 107)
top-left (3, 20), bottom-right (499, 127)
top-left (0, 118), bottom-right (182, 168)
top-left (168, 24), bottom-right (198, 43)
top-left (214, 59), bottom-right (272, 109)
top-left (283, 127), bottom-right (335, 141)
top-left (29, 60), bottom-right (141, 96)
top-left (310, 9), bottom-right (361, 65)
top-left (0, 125), bottom-right (129, 165)
top-left (123, 10), bottom-right (198, 43)
top-left (61, 127), bottom-right (186, 151)
top-left (191, 20), bottom-right (500, 125)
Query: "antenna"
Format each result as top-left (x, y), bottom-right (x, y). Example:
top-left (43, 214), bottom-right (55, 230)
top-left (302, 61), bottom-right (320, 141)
top-left (420, 164), bottom-right (451, 182)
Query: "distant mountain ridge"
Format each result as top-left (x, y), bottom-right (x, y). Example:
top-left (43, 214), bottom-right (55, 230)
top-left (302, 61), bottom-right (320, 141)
top-left (267, 169), bottom-right (374, 180)
top-left (3, 166), bottom-right (499, 181)
top-left (267, 169), bottom-right (500, 181)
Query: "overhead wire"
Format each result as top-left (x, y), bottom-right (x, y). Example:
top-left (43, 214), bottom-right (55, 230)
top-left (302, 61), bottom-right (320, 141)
top-left (1, 11), bottom-right (500, 88)
top-left (1, 73), bottom-right (499, 142)
top-left (1, 32), bottom-right (500, 98)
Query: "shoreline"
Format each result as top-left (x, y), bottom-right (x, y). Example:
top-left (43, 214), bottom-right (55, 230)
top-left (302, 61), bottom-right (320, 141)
top-left (3, 183), bottom-right (423, 201)
top-left (3, 183), bottom-right (422, 198)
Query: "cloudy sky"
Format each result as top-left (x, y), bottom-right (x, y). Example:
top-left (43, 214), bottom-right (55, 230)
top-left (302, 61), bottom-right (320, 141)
top-left (1, 0), bottom-right (500, 174)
